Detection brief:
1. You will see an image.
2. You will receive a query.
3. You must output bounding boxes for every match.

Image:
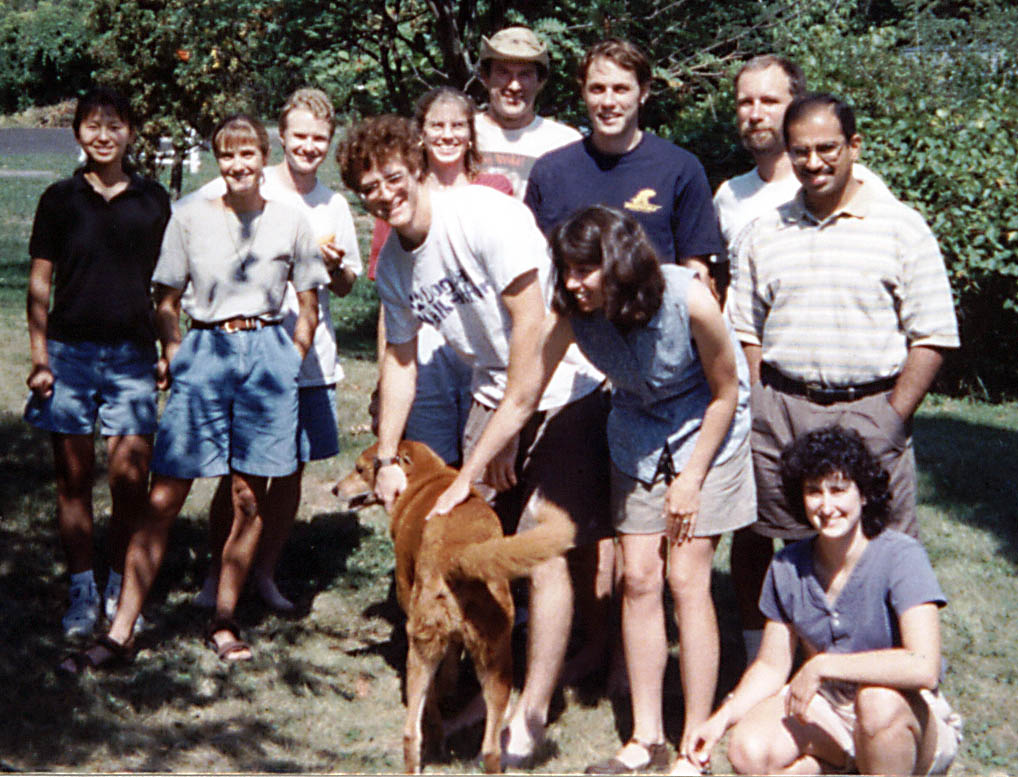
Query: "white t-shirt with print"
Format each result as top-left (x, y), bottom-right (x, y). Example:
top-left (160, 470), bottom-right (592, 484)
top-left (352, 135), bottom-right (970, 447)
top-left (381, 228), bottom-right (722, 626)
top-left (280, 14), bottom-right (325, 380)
top-left (474, 113), bottom-right (581, 200)
top-left (182, 167), bottom-right (362, 386)
top-left (376, 185), bottom-right (603, 410)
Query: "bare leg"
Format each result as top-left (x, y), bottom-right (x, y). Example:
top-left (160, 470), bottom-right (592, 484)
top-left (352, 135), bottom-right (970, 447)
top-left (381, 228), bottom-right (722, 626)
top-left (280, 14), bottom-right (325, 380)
top-left (206, 471), bottom-right (267, 659)
top-left (668, 535), bottom-right (721, 764)
top-left (853, 686), bottom-right (923, 775)
top-left (51, 433), bottom-right (96, 575)
top-left (727, 694), bottom-right (846, 775)
top-left (562, 537), bottom-right (615, 684)
top-left (104, 433), bottom-right (153, 575)
top-left (107, 475), bottom-right (192, 645)
top-left (607, 532), bottom-right (669, 769)
top-left (253, 465), bottom-right (303, 611)
top-left (195, 476), bottom-right (232, 606)
top-left (502, 553), bottom-right (573, 760)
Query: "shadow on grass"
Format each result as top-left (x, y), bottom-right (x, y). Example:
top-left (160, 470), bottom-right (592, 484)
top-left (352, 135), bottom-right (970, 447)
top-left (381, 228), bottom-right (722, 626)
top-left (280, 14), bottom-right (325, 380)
top-left (0, 466), bottom-right (368, 770)
top-left (0, 411), bottom-right (53, 516)
top-left (914, 414), bottom-right (1018, 564)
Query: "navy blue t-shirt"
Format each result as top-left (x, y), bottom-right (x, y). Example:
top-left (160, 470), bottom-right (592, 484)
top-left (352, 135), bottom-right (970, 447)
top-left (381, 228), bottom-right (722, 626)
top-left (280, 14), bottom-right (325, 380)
top-left (524, 133), bottom-right (722, 263)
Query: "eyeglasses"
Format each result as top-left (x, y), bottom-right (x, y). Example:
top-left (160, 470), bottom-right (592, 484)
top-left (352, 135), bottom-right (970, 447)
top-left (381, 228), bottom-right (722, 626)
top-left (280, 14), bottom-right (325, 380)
top-left (359, 169), bottom-right (408, 200)
top-left (788, 141), bottom-right (845, 165)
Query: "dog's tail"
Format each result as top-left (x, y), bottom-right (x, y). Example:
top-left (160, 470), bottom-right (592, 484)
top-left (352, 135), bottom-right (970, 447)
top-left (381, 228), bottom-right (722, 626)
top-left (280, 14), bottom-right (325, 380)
top-left (447, 505), bottom-right (576, 582)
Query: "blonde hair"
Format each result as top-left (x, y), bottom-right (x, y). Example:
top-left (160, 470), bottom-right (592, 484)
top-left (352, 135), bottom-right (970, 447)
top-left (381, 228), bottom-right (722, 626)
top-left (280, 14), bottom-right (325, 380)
top-left (211, 114), bottom-right (270, 160)
top-left (279, 87), bottom-right (335, 138)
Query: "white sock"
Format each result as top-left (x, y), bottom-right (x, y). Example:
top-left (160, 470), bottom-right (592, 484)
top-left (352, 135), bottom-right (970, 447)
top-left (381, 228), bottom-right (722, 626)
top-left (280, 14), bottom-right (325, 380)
top-left (70, 569), bottom-right (95, 589)
top-left (742, 628), bottom-right (763, 662)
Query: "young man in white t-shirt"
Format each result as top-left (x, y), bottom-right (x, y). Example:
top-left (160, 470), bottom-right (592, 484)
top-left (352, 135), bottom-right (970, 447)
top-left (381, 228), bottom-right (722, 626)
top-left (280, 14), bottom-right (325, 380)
top-left (473, 26), bottom-right (581, 199)
top-left (190, 89), bottom-right (362, 612)
top-left (338, 115), bottom-right (611, 763)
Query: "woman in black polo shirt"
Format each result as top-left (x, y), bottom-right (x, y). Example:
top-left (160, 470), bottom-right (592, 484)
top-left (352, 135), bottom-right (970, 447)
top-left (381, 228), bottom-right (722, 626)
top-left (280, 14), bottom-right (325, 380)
top-left (25, 87), bottom-right (170, 640)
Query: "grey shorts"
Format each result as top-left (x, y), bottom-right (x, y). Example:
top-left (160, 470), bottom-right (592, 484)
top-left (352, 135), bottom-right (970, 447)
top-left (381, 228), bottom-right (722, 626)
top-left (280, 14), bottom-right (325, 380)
top-left (611, 436), bottom-right (757, 536)
top-left (750, 382), bottom-right (918, 540)
top-left (462, 385), bottom-right (613, 546)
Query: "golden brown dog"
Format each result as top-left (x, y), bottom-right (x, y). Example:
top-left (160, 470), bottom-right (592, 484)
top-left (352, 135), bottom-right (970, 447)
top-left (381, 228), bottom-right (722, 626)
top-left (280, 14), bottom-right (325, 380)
top-left (334, 440), bottom-right (574, 773)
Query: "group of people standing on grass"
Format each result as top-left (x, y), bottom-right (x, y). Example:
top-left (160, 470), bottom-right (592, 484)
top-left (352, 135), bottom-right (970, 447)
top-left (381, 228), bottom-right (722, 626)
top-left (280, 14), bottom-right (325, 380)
top-left (29, 87), bottom-right (361, 665)
top-left (27, 23), bottom-right (963, 776)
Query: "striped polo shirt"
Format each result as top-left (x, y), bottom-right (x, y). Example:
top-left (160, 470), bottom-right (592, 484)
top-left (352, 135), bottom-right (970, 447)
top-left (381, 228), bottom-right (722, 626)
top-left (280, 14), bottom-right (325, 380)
top-left (729, 182), bottom-right (959, 387)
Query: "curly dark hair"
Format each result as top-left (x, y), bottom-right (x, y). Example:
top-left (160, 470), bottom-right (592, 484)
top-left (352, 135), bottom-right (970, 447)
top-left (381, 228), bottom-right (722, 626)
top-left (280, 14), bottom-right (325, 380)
top-left (549, 205), bottom-right (664, 329)
top-left (779, 425), bottom-right (891, 538)
top-left (336, 115), bottom-right (424, 193)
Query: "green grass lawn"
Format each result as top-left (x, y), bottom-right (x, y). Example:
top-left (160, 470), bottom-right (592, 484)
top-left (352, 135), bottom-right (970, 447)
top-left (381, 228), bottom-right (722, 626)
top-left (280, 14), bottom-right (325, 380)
top-left (1, 151), bottom-right (1015, 774)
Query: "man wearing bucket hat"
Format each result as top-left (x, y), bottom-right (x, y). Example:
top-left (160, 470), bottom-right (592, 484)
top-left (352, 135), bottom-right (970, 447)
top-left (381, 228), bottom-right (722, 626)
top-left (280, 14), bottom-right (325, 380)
top-left (474, 26), bottom-right (581, 199)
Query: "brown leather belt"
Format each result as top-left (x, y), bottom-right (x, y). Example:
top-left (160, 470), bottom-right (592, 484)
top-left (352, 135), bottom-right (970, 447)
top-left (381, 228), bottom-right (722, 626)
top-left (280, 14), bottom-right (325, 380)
top-left (761, 363), bottom-right (897, 405)
top-left (190, 316), bottom-right (278, 333)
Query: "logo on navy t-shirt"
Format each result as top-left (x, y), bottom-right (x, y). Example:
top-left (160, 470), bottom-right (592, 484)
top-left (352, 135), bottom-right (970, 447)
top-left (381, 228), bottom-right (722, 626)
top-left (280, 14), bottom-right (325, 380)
top-left (624, 188), bottom-right (663, 213)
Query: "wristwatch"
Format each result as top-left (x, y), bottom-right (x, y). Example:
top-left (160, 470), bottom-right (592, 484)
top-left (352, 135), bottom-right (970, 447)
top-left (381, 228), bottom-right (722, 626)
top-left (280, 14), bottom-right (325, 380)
top-left (373, 455), bottom-right (400, 474)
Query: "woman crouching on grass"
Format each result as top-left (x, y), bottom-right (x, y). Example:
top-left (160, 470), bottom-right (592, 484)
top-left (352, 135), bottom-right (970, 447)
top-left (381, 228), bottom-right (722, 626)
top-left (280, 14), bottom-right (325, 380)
top-left (61, 114), bottom-right (328, 672)
top-left (25, 87), bottom-right (170, 640)
top-left (687, 425), bottom-right (963, 775)
top-left (432, 205), bottom-right (756, 774)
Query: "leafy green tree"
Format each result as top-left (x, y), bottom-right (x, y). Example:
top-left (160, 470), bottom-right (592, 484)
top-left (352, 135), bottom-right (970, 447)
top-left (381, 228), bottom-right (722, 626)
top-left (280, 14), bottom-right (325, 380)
top-left (87, 0), bottom-right (285, 194)
top-left (0, 0), bottom-right (93, 112)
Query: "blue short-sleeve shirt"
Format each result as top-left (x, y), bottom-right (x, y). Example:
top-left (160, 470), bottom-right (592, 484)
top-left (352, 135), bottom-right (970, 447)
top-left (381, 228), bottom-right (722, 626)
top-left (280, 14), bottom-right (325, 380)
top-left (760, 529), bottom-right (946, 658)
top-left (570, 265), bottom-right (750, 483)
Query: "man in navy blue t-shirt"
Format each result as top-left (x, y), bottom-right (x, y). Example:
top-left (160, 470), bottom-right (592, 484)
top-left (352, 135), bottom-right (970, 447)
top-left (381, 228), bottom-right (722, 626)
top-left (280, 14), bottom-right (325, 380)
top-left (524, 38), bottom-right (723, 292)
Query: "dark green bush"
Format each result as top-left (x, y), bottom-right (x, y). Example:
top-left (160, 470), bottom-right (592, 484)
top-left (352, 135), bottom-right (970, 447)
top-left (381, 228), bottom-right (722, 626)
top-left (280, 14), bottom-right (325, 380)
top-left (0, 1), bottom-right (93, 113)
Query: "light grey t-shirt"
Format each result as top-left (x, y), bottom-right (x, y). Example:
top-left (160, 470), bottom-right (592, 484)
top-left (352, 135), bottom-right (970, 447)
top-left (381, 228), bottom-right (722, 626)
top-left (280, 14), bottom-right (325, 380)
top-left (154, 197), bottom-right (328, 323)
top-left (376, 185), bottom-right (603, 411)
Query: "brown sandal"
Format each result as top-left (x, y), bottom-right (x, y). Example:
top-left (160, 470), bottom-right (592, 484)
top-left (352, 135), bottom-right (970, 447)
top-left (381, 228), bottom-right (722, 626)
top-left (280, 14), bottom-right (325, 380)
top-left (59, 634), bottom-right (134, 675)
top-left (205, 616), bottom-right (252, 662)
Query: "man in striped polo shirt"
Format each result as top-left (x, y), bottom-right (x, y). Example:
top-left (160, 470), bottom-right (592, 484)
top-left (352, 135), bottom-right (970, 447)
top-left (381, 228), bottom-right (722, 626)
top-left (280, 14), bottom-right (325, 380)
top-left (729, 93), bottom-right (958, 605)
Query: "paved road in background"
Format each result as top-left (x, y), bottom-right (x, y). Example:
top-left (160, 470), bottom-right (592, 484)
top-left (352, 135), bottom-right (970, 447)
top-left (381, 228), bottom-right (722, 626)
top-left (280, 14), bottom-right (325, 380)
top-left (0, 127), bottom-right (79, 156)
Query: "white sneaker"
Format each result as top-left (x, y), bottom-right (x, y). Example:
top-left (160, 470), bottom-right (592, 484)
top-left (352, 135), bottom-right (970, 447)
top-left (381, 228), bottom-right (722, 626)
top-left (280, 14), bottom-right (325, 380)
top-left (63, 580), bottom-right (100, 639)
top-left (103, 577), bottom-right (121, 622)
top-left (102, 576), bottom-right (148, 632)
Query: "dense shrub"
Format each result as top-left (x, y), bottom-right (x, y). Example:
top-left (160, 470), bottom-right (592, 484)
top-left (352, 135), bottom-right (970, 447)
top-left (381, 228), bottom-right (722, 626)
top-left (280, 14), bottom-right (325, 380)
top-left (673, 2), bottom-right (1018, 397)
top-left (0, 1), bottom-right (93, 113)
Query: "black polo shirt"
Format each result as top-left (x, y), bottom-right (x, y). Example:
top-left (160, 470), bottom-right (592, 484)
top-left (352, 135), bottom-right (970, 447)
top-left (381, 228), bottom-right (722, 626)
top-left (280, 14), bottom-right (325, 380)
top-left (29, 169), bottom-right (171, 344)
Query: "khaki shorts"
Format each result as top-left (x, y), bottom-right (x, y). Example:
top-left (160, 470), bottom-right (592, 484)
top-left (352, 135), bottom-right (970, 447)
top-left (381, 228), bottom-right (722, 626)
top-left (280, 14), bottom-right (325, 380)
top-left (780, 684), bottom-right (962, 775)
top-left (610, 436), bottom-right (756, 536)
top-left (750, 382), bottom-right (918, 540)
top-left (461, 385), bottom-right (613, 546)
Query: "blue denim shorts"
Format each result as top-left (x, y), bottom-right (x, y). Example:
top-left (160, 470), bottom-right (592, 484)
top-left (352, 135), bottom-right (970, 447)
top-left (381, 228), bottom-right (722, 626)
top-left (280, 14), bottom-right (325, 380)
top-left (404, 326), bottom-right (473, 465)
top-left (151, 326), bottom-right (301, 479)
top-left (24, 338), bottom-right (158, 436)
top-left (298, 384), bottom-right (339, 462)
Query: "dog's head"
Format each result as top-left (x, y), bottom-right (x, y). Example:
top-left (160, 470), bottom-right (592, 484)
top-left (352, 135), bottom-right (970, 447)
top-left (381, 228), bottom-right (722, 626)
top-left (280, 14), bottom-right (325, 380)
top-left (332, 440), bottom-right (449, 510)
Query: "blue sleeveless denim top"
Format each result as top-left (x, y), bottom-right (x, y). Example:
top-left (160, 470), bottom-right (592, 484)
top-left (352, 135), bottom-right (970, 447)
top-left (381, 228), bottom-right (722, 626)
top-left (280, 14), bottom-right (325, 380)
top-left (570, 265), bottom-right (751, 484)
